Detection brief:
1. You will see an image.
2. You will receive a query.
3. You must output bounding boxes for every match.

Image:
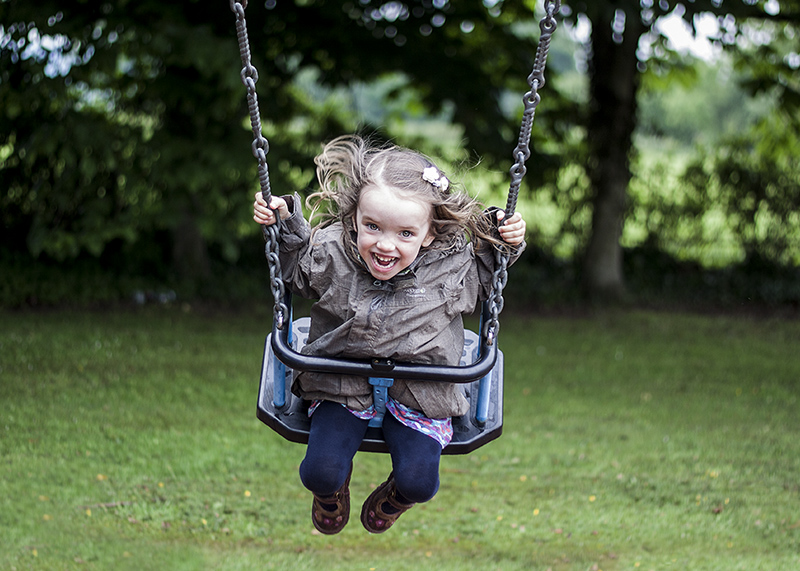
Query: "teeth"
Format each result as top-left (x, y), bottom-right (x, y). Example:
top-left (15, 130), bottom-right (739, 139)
top-left (373, 254), bottom-right (396, 267)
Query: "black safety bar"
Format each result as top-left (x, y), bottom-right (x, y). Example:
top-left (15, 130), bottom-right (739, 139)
top-left (270, 293), bottom-right (498, 383)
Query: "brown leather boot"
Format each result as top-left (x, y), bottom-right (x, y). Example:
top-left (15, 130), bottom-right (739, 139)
top-left (311, 463), bottom-right (352, 534)
top-left (360, 472), bottom-right (415, 534)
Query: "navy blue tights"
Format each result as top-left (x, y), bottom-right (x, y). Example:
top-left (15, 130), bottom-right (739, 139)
top-left (299, 401), bottom-right (442, 504)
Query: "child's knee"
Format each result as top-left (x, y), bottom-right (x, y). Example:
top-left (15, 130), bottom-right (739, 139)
top-left (299, 455), bottom-right (349, 497)
top-left (393, 468), bottom-right (439, 504)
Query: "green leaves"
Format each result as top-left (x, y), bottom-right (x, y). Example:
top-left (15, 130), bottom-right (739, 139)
top-left (2, 0), bottom-right (557, 278)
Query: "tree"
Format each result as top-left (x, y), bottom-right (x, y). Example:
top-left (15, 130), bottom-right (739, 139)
top-left (8, 0), bottom-right (793, 304)
top-left (1, 0), bottom-right (564, 286)
top-left (1, 1), bottom-right (257, 282)
top-left (563, 0), bottom-right (792, 302)
top-left (682, 11), bottom-right (800, 266)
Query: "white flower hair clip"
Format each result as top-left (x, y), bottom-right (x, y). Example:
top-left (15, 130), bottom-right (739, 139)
top-left (422, 166), bottom-right (449, 191)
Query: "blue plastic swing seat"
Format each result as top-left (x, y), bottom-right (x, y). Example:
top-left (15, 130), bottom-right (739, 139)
top-left (256, 312), bottom-right (504, 455)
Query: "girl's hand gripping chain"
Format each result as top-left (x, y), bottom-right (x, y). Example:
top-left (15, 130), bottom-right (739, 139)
top-left (253, 191), bottom-right (290, 226)
top-left (496, 211), bottom-right (526, 246)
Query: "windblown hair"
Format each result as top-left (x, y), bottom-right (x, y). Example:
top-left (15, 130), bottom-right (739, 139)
top-left (306, 135), bottom-right (503, 256)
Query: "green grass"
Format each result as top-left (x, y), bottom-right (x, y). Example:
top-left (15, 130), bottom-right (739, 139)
top-left (2, 307), bottom-right (798, 570)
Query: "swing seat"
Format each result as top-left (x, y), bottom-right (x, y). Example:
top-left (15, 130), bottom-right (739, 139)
top-left (257, 315), bottom-right (504, 455)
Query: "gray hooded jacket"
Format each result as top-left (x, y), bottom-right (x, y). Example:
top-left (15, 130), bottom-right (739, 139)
top-left (277, 194), bottom-right (524, 419)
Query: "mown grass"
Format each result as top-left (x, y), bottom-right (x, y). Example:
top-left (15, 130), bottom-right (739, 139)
top-left (1, 306), bottom-right (798, 570)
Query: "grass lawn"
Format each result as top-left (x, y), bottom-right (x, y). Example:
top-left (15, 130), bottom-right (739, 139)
top-left (1, 306), bottom-right (798, 570)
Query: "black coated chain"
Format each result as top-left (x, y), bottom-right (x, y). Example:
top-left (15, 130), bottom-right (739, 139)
top-left (230, 0), bottom-right (557, 337)
top-left (230, 0), bottom-right (287, 328)
top-left (484, 0), bottom-right (559, 344)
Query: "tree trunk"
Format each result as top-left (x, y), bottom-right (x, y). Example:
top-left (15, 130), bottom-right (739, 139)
top-left (582, 9), bottom-right (646, 303)
top-left (172, 209), bottom-right (211, 283)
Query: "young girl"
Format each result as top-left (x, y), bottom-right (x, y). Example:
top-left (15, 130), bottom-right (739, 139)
top-left (253, 135), bottom-right (526, 535)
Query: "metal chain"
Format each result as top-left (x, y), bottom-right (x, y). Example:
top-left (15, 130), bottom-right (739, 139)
top-left (484, 0), bottom-right (559, 344)
top-left (230, 0), bottom-right (557, 336)
top-left (230, 0), bottom-right (287, 328)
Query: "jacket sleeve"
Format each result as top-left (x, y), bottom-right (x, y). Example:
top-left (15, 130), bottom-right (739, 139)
top-left (275, 193), bottom-right (319, 299)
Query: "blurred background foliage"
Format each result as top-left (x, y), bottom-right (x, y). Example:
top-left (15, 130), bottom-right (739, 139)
top-left (1, 0), bottom-right (799, 309)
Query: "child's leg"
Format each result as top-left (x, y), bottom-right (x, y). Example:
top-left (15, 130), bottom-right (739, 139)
top-left (381, 412), bottom-right (442, 504)
top-left (299, 401), bottom-right (369, 496)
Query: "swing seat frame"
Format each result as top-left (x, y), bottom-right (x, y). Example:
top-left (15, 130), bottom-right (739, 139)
top-left (257, 294), bottom-right (504, 455)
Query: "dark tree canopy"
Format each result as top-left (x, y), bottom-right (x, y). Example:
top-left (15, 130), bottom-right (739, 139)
top-left (1, 0), bottom-right (565, 280)
top-left (2, 0), bottom-right (797, 304)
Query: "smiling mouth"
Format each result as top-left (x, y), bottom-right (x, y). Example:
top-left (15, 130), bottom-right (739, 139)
top-left (372, 253), bottom-right (398, 270)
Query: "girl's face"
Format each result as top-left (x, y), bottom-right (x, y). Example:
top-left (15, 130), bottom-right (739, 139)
top-left (354, 185), bottom-right (434, 281)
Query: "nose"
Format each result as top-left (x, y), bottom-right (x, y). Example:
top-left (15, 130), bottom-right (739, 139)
top-left (376, 237), bottom-right (394, 251)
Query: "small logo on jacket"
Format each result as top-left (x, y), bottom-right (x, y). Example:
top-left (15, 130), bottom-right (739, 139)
top-left (404, 287), bottom-right (427, 298)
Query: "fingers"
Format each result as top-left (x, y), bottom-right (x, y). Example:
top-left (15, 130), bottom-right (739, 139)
top-left (253, 192), bottom-right (274, 225)
top-left (496, 211), bottom-right (526, 245)
top-left (253, 192), bottom-right (284, 226)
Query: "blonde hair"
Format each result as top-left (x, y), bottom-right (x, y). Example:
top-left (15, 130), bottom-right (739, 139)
top-left (306, 135), bottom-right (502, 256)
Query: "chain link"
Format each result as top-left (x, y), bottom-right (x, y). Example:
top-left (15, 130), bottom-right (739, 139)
top-left (485, 0), bottom-right (559, 344)
top-left (230, 0), bottom-right (287, 327)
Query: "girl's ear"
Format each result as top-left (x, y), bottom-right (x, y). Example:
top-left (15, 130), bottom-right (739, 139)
top-left (422, 232), bottom-right (435, 248)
